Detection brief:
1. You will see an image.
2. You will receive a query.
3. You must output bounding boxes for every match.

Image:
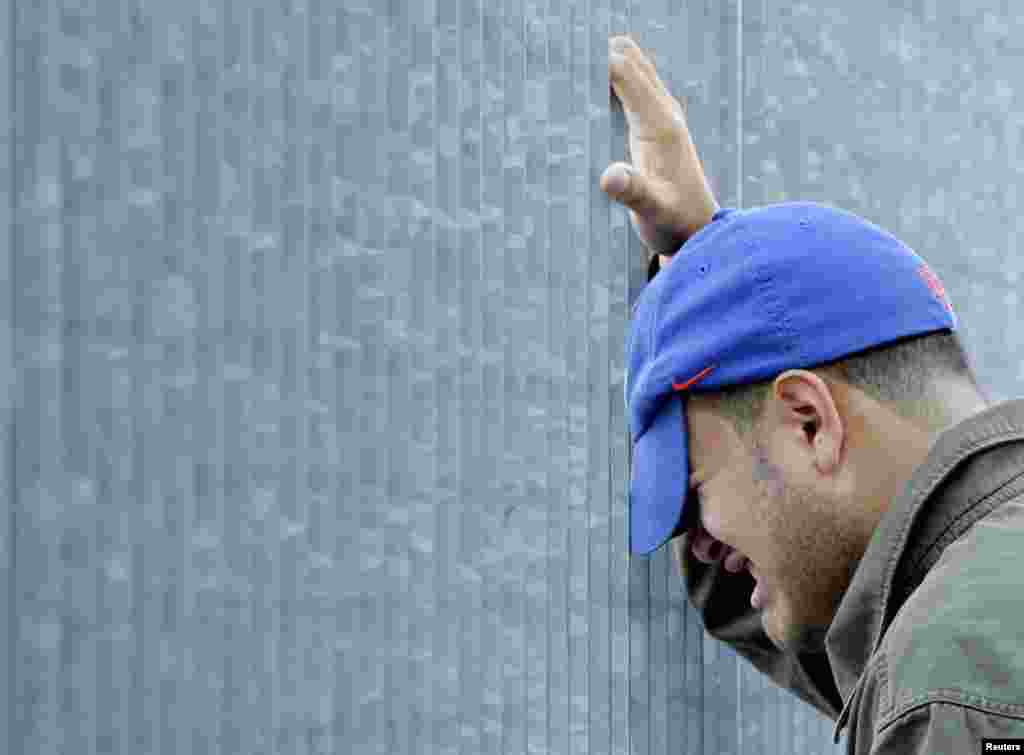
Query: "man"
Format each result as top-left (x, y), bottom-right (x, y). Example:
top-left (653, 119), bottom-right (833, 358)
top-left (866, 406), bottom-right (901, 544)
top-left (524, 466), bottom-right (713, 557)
top-left (603, 35), bottom-right (1024, 754)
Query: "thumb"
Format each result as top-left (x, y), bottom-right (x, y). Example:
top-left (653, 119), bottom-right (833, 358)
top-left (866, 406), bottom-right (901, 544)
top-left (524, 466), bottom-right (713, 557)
top-left (600, 162), bottom-right (657, 215)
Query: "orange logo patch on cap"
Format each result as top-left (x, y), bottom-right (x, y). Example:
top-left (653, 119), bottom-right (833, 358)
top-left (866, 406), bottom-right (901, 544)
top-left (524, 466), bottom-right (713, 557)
top-left (917, 263), bottom-right (953, 315)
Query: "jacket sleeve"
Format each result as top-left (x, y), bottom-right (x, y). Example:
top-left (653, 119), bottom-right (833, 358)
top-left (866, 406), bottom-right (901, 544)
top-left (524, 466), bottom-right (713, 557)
top-left (648, 253), bottom-right (662, 282)
top-left (866, 702), bottom-right (1024, 755)
top-left (670, 535), bottom-right (844, 721)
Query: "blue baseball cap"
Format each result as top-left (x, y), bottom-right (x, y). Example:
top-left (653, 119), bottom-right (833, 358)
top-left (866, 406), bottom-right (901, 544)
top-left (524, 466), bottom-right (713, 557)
top-left (625, 201), bottom-right (958, 556)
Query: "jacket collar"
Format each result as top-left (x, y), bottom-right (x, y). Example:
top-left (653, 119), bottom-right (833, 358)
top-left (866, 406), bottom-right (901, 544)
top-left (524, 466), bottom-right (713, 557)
top-left (826, 398), bottom-right (1024, 742)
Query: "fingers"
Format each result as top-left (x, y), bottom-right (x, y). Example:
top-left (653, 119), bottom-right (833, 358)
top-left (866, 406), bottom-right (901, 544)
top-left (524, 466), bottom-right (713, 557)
top-left (689, 526), bottom-right (722, 563)
top-left (609, 36), bottom-right (687, 119)
top-left (609, 36), bottom-right (669, 122)
top-left (610, 36), bottom-right (657, 87)
top-left (689, 526), bottom-right (749, 573)
top-left (619, 37), bottom-right (671, 98)
top-left (723, 549), bottom-right (749, 574)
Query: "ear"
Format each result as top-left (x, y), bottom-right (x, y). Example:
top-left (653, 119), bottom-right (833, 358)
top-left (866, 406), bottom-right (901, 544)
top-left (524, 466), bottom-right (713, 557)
top-left (770, 370), bottom-right (844, 475)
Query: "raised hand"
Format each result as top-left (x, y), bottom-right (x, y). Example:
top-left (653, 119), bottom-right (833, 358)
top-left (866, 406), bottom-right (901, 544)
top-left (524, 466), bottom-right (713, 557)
top-left (603, 35), bottom-right (720, 270)
top-left (690, 523), bottom-right (751, 575)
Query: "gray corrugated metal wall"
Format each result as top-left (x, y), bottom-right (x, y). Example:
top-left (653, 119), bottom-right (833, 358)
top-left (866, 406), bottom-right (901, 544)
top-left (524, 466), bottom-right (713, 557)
top-left (4, 1), bottom-right (1022, 754)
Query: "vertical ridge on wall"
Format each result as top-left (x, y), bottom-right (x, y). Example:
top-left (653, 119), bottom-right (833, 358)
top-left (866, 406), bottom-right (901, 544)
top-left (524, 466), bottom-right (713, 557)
top-left (524, 1), bottom-right (549, 751)
top-left (382, 2), bottom-right (402, 751)
top-left (613, 3), bottom-right (643, 753)
top-left (262, 3), bottom-right (286, 748)
top-left (736, 0), bottom-right (743, 209)
top-left (458, 0), bottom-right (484, 753)
top-left (503, 4), bottom-right (520, 752)
top-left (129, 1), bottom-right (161, 751)
top-left (435, 0), bottom-right (457, 751)
top-left (642, 7), bottom-right (676, 754)
top-left (195, 2), bottom-right (226, 752)
top-left (296, 0), bottom-right (316, 749)
top-left (621, 9), bottom-right (656, 755)
top-left (226, 2), bottom-right (251, 751)
top-left (532, 0), bottom-right (554, 753)
top-left (383, 0), bottom-right (415, 749)
top-left (587, 0), bottom-right (608, 753)
top-left (565, 1), bottom-right (590, 754)
top-left (479, 1), bottom-right (505, 753)
top-left (507, 2), bottom-right (528, 752)
top-left (404, 0), bottom-right (435, 748)
top-left (17, 2), bottom-right (60, 754)
top-left (0, 0), bottom-right (12, 752)
top-left (212, 1), bottom-right (230, 751)
top-left (546, 0), bottom-right (572, 747)
top-left (435, 1), bottom-right (457, 752)
top-left (608, 0), bottom-right (633, 752)
top-left (608, 1), bottom-right (632, 751)
top-left (306, 0), bottom-right (332, 744)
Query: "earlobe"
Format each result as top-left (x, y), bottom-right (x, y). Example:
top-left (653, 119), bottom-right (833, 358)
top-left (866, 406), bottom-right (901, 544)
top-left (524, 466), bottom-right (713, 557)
top-left (814, 430), bottom-right (843, 475)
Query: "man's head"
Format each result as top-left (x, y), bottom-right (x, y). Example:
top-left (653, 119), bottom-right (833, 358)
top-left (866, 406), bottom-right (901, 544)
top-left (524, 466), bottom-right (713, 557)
top-left (683, 329), bottom-right (989, 654)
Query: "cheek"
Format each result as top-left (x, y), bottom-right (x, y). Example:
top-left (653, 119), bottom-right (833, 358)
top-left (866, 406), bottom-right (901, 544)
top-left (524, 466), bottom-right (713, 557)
top-left (699, 504), bottom-right (726, 540)
top-left (750, 444), bottom-right (786, 500)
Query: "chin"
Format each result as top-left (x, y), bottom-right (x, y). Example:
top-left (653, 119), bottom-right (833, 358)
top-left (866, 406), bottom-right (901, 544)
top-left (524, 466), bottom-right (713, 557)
top-left (766, 605), bottom-right (830, 655)
top-left (764, 614), bottom-right (797, 655)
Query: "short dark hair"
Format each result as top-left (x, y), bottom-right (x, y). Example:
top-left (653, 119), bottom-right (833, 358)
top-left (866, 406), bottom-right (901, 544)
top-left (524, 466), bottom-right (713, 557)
top-left (707, 329), bottom-right (989, 444)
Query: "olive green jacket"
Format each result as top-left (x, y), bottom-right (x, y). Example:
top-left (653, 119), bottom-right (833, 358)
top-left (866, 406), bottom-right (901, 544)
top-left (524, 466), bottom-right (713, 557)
top-left (670, 392), bottom-right (1024, 754)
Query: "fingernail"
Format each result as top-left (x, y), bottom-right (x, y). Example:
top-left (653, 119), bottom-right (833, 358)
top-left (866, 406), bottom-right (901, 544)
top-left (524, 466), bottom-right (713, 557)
top-left (610, 36), bottom-right (632, 54)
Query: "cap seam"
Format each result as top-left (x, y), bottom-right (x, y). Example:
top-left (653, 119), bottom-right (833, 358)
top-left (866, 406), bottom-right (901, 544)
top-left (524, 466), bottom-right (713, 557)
top-left (653, 209), bottom-right (741, 378)
top-left (747, 230), bottom-right (788, 365)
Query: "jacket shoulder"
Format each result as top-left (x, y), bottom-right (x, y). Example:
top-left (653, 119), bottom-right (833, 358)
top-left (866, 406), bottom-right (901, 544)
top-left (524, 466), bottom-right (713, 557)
top-left (878, 501), bottom-right (1024, 724)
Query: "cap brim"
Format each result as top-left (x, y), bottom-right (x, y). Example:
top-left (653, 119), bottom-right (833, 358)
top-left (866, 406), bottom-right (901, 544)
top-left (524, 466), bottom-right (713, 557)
top-left (630, 393), bottom-right (691, 555)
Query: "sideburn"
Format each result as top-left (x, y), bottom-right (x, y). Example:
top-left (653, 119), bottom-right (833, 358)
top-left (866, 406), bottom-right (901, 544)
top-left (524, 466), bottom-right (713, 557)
top-left (750, 440), bottom-right (786, 500)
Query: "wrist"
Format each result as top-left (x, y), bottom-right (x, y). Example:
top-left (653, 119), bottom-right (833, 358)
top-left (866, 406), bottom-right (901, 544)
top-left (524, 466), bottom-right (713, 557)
top-left (647, 201), bottom-right (725, 282)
